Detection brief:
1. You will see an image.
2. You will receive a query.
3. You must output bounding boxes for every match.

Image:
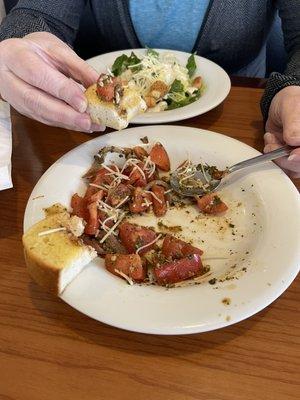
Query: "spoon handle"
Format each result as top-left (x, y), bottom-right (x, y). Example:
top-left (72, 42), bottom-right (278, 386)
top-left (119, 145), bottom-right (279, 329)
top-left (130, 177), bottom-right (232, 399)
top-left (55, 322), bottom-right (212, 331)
top-left (228, 145), bottom-right (292, 173)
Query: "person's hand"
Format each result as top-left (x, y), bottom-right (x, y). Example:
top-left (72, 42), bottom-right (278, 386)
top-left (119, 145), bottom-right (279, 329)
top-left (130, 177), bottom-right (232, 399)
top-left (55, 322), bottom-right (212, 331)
top-left (0, 32), bottom-right (104, 132)
top-left (264, 85), bottom-right (300, 178)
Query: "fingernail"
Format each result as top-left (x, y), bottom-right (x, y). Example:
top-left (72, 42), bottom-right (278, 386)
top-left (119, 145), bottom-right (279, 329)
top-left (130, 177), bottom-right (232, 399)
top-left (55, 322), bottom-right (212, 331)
top-left (288, 154), bottom-right (300, 162)
top-left (264, 132), bottom-right (273, 140)
top-left (77, 116), bottom-right (91, 131)
top-left (74, 97), bottom-right (87, 113)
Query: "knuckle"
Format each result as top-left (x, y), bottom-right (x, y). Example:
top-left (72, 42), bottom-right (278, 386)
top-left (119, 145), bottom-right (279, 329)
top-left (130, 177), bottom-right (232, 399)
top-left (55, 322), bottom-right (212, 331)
top-left (22, 88), bottom-right (41, 111)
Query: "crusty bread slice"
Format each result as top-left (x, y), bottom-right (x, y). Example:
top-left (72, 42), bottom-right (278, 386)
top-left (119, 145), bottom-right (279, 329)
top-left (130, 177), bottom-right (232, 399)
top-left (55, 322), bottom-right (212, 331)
top-left (22, 205), bottom-right (97, 295)
top-left (85, 83), bottom-right (146, 130)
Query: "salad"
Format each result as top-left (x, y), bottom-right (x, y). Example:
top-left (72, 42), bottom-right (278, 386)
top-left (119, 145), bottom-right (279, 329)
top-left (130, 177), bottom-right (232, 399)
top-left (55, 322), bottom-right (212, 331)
top-left (70, 139), bottom-right (228, 287)
top-left (109, 48), bottom-right (203, 111)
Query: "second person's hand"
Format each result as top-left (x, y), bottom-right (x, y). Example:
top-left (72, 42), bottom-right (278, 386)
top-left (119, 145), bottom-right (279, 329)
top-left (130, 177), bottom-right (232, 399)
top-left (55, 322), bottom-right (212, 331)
top-left (0, 31), bottom-right (104, 132)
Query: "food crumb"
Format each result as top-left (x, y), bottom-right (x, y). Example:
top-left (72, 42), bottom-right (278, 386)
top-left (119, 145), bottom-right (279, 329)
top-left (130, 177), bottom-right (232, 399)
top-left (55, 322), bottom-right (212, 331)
top-left (267, 282), bottom-right (271, 286)
top-left (222, 297), bottom-right (231, 306)
top-left (209, 278), bottom-right (217, 285)
top-left (226, 315), bottom-right (231, 322)
top-left (32, 195), bottom-right (45, 200)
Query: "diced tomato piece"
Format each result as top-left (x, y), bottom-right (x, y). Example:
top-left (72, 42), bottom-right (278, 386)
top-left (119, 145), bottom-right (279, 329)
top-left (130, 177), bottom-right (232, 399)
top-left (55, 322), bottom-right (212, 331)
top-left (107, 183), bottom-right (131, 207)
top-left (133, 146), bottom-right (148, 160)
top-left (192, 76), bottom-right (202, 88)
top-left (105, 254), bottom-right (145, 282)
top-left (88, 189), bottom-right (104, 204)
top-left (119, 222), bottom-right (157, 255)
top-left (151, 184), bottom-right (167, 217)
top-left (162, 235), bottom-right (203, 259)
top-left (98, 210), bottom-right (114, 229)
top-left (129, 187), bottom-right (152, 213)
top-left (85, 201), bottom-right (100, 235)
top-left (196, 193), bottom-right (228, 214)
top-left (153, 254), bottom-right (203, 285)
top-left (71, 193), bottom-right (89, 221)
top-left (96, 74), bottom-right (119, 102)
top-left (128, 163), bottom-right (147, 187)
top-left (84, 166), bottom-right (112, 200)
top-left (149, 143), bottom-right (170, 171)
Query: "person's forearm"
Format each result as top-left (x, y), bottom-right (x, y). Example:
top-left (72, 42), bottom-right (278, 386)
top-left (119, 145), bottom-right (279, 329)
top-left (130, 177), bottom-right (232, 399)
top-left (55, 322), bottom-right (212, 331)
top-left (0, 0), bottom-right (86, 45)
top-left (261, 0), bottom-right (300, 120)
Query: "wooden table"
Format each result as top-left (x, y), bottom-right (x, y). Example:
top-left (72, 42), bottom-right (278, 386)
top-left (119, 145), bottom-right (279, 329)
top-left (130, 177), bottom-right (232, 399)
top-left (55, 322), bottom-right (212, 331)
top-left (0, 78), bottom-right (299, 400)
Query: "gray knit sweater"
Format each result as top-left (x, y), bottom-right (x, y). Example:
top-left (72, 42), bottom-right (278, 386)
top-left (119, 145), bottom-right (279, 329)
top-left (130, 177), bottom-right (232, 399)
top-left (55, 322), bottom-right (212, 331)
top-left (0, 0), bottom-right (300, 120)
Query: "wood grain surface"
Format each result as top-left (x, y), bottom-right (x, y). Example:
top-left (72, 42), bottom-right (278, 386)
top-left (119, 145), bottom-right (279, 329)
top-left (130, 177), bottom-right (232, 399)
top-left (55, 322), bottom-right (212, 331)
top-left (0, 78), bottom-right (299, 400)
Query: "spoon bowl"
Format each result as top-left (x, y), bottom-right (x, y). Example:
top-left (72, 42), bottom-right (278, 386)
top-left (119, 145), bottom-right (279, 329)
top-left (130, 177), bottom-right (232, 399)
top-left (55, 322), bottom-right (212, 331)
top-left (170, 145), bottom-right (292, 197)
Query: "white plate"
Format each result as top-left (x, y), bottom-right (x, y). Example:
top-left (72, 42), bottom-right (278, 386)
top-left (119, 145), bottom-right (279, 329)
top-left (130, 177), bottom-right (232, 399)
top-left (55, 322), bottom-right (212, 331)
top-left (86, 49), bottom-right (231, 124)
top-left (24, 126), bottom-right (300, 335)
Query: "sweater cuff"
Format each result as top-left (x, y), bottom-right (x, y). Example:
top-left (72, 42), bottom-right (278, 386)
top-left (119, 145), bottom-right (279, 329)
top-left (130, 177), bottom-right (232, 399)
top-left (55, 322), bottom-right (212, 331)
top-left (260, 72), bottom-right (300, 122)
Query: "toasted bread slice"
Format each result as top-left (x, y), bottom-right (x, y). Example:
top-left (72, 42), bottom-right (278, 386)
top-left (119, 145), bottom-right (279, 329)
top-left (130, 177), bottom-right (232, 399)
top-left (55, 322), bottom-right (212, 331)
top-left (22, 204), bottom-right (97, 295)
top-left (85, 83), bottom-right (146, 130)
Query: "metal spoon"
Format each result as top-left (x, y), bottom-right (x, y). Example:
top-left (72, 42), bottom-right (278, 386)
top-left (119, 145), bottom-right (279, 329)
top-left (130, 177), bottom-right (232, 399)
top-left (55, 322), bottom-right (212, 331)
top-left (170, 145), bottom-right (292, 197)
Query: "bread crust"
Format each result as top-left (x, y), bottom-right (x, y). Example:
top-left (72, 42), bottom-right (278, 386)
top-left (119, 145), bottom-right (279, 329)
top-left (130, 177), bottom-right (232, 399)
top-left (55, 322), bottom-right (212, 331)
top-left (24, 248), bottom-right (60, 295)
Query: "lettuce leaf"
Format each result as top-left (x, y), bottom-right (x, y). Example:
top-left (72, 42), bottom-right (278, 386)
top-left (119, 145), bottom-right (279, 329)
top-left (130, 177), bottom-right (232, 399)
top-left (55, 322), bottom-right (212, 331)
top-left (112, 52), bottom-right (141, 76)
top-left (186, 54), bottom-right (197, 78)
top-left (169, 79), bottom-right (184, 93)
top-left (147, 47), bottom-right (159, 58)
top-left (167, 89), bottom-right (201, 110)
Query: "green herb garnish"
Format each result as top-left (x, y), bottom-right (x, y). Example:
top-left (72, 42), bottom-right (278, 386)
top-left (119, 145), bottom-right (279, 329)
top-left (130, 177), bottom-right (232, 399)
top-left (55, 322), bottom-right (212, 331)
top-left (169, 79), bottom-right (184, 93)
top-left (112, 52), bottom-right (141, 76)
top-left (186, 53), bottom-right (197, 78)
top-left (147, 47), bottom-right (159, 58)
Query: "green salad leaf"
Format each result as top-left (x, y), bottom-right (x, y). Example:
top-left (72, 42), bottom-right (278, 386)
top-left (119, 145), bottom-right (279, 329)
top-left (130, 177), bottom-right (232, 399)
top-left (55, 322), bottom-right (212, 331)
top-left (111, 52), bottom-right (141, 76)
top-left (167, 89), bottom-right (201, 110)
top-left (147, 47), bottom-right (159, 58)
top-left (169, 79), bottom-right (184, 93)
top-left (186, 53), bottom-right (197, 78)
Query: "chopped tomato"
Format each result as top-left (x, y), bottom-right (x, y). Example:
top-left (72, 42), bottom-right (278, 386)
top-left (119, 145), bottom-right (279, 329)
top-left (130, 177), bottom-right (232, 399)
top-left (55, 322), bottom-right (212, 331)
top-left (119, 222), bottom-right (157, 255)
top-left (133, 146), bottom-right (148, 160)
top-left (105, 253), bottom-right (145, 282)
top-left (88, 189), bottom-right (104, 204)
top-left (84, 166), bottom-right (112, 200)
top-left (128, 163), bottom-right (147, 187)
top-left (196, 193), bottom-right (228, 214)
top-left (96, 74), bottom-right (119, 102)
top-left (107, 183), bottom-right (131, 207)
top-left (162, 235), bottom-right (203, 259)
top-left (129, 187), bottom-right (152, 213)
top-left (192, 76), bottom-right (202, 89)
top-left (71, 193), bottom-right (89, 221)
top-left (98, 210), bottom-right (114, 229)
top-left (149, 143), bottom-right (170, 171)
top-left (153, 254), bottom-right (203, 285)
top-left (85, 201), bottom-right (100, 235)
top-left (151, 184), bottom-right (167, 217)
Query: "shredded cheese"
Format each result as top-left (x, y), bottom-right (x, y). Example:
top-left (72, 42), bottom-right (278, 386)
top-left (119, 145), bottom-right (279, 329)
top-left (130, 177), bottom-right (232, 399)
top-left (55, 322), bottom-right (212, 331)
top-left (89, 183), bottom-right (108, 190)
top-left (145, 190), bottom-right (163, 204)
top-left (38, 227), bottom-right (67, 236)
top-left (114, 269), bottom-right (134, 285)
top-left (136, 234), bottom-right (162, 254)
top-left (99, 213), bottom-right (126, 244)
top-left (115, 195), bottom-right (129, 209)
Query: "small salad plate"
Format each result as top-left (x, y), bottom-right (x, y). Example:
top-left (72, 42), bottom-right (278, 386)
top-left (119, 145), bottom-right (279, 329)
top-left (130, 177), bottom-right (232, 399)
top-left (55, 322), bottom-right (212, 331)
top-left (86, 49), bottom-right (231, 124)
top-left (24, 126), bottom-right (300, 335)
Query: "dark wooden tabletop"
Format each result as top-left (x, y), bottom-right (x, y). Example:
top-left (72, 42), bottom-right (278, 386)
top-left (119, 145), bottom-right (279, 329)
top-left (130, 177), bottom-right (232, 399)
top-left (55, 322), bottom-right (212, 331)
top-left (0, 77), bottom-right (299, 400)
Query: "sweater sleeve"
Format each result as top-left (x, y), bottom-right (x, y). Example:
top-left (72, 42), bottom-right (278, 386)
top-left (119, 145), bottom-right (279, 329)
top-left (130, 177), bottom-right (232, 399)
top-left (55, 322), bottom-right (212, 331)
top-left (261, 0), bottom-right (300, 121)
top-left (0, 0), bottom-right (86, 46)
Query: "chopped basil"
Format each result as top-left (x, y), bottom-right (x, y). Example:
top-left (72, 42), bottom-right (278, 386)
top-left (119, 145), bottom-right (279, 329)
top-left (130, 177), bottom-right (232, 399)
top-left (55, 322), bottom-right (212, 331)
top-left (186, 53), bottom-right (197, 78)
top-left (169, 79), bottom-right (184, 93)
top-left (111, 52), bottom-right (141, 76)
top-left (147, 47), bottom-right (159, 58)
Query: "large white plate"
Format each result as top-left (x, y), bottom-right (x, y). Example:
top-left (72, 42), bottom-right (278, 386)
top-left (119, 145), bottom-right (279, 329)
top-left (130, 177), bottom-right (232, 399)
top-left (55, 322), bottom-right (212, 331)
top-left (24, 126), bottom-right (300, 334)
top-left (86, 49), bottom-right (231, 124)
